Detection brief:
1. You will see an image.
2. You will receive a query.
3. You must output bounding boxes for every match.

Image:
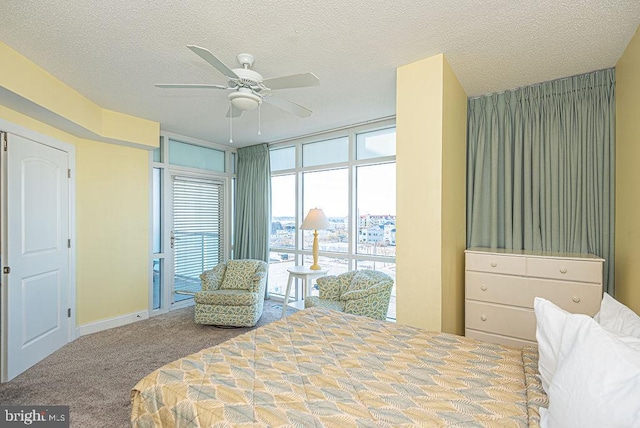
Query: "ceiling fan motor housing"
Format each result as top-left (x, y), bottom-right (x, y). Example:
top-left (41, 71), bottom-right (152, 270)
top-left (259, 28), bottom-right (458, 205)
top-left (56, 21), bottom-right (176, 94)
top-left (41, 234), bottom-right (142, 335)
top-left (230, 68), bottom-right (264, 91)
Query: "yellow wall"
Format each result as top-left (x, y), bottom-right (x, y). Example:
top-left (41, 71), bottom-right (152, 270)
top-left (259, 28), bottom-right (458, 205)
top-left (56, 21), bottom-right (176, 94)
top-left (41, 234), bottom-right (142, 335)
top-left (396, 54), bottom-right (467, 333)
top-left (0, 44), bottom-right (157, 325)
top-left (615, 26), bottom-right (640, 314)
top-left (74, 139), bottom-right (149, 324)
top-left (440, 59), bottom-right (468, 334)
top-left (0, 42), bottom-right (159, 150)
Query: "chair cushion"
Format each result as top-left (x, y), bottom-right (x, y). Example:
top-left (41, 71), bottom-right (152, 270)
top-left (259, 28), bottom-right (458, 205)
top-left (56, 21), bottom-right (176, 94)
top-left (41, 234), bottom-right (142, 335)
top-left (195, 289), bottom-right (259, 306)
top-left (346, 271), bottom-right (376, 293)
top-left (304, 296), bottom-right (345, 312)
top-left (220, 259), bottom-right (261, 290)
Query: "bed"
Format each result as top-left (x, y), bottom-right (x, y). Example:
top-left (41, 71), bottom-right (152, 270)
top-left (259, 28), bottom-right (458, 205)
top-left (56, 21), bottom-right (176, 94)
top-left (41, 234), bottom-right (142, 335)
top-left (131, 307), bottom-right (547, 427)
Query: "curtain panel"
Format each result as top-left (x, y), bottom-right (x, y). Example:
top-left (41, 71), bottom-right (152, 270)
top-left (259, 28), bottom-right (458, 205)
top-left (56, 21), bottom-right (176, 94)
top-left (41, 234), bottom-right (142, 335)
top-left (466, 68), bottom-right (615, 294)
top-left (234, 143), bottom-right (271, 297)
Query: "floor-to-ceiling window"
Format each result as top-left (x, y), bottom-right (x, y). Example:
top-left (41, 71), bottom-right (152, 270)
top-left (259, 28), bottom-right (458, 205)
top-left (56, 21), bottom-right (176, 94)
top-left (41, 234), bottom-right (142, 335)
top-left (269, 120), bottom-right (397, 319)
top-left (150, 134), bottom-right (235, 315)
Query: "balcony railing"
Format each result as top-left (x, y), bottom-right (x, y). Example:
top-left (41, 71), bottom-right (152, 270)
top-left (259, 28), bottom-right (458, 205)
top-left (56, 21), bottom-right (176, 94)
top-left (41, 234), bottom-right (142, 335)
top-left (174, 231), bottom-right (220, 301)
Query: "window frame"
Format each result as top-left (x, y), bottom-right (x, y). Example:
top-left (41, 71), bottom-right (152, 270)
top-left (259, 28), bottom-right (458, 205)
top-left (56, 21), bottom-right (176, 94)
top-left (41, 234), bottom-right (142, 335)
top-left (268, 119), bottom-right (396, 317)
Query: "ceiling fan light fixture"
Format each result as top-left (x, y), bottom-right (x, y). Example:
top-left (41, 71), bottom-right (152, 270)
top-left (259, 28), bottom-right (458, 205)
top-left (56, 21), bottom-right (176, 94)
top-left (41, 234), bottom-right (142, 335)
top-left (228, 90), bottom-right (261, 111)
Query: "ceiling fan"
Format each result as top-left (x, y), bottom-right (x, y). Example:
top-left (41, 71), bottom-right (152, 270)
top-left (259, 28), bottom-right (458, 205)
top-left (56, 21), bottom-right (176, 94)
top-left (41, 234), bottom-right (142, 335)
top-left (156, 45), bottom-right (319, 141)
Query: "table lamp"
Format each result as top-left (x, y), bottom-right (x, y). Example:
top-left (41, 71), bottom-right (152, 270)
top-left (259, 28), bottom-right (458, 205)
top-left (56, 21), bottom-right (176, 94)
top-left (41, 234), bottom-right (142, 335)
top-left (300, 208), bottom-right (329, 270)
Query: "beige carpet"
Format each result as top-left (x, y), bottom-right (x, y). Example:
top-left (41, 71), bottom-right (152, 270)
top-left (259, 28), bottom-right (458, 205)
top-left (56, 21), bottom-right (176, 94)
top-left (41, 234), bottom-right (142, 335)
top-left (0, 301), bottom-right (295, 427)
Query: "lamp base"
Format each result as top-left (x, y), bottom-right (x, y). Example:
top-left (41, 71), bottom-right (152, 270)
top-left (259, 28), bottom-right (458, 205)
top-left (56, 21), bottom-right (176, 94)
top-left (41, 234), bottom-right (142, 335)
top-left (310, 230), bottom-right (321, 271)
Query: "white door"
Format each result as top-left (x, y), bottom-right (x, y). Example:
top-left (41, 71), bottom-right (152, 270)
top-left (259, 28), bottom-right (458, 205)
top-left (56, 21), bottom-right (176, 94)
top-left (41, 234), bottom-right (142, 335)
top-left (2, 132), bottom-right (71, 381)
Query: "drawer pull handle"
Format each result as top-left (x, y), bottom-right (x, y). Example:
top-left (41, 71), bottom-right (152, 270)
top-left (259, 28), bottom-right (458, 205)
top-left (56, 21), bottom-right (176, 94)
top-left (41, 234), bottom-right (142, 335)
top-left (480, 315), bottom-right (487, 321)
top-left (480, 285), bottom-right (487, 291)
top-left (490, 262), bottom-right (497, 268)
top-left (572, 296), bottom-right (581, 303)
top-left (560, 267), bottom-right (567, 274)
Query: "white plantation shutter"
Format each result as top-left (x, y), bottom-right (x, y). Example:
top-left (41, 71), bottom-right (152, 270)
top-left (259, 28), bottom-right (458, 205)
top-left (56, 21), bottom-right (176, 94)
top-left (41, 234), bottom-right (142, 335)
top-left (173, 176), bottom-right (224, 296)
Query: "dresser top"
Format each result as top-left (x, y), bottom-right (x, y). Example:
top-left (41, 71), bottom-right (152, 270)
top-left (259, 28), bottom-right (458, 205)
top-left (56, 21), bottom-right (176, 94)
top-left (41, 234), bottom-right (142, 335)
top-left (465, 247), bottom-right (605, 262)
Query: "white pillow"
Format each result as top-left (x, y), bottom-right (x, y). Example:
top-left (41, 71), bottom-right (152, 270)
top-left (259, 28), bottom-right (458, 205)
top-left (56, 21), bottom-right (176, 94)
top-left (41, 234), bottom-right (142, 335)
top-left (594, 292), bottom-right (640, 339)
top-left (540, 314), bottom-right (640, 428)
top-left (534, 297), bottom-right (570, 393)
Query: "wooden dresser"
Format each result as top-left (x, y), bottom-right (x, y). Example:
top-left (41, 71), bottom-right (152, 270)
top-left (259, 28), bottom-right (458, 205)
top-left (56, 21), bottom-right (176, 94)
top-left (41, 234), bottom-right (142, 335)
top-left (465, 247), bottom-right (604, 347)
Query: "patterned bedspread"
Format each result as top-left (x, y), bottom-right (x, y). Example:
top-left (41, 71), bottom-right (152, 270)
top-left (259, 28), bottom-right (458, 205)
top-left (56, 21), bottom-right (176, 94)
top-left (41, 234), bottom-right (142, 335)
top-left (131, 308), bottom-right (547, 427)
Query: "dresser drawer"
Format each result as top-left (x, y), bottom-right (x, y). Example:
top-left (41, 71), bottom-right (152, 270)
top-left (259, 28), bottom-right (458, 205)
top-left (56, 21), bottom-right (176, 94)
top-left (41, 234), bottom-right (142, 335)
top-left (526, 257), bottom-right (602, 283)
top-left (465, 329), bottom-right (536, 348)
top-left (466, 301), bottom-right (536, 341)
top-left (466, 271), bottom-right (602, 313)
top-left (465, 252), bottom-right (526, 275)
top-left (466, 272), bottom-right (529, 305)
top-left (527, 278), bottom-right (602, 315)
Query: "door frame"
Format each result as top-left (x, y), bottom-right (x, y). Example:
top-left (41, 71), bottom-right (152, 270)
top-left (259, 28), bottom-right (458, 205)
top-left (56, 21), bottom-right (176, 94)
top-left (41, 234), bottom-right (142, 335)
top-left (0, 118), bottom-right (77, 382)
top-left (149, 133), bottom-right (235, 317)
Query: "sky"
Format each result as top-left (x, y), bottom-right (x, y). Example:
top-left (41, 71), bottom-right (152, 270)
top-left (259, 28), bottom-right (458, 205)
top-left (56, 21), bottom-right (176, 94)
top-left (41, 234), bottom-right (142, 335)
top-left (271, 162), bottom-right (396, 218)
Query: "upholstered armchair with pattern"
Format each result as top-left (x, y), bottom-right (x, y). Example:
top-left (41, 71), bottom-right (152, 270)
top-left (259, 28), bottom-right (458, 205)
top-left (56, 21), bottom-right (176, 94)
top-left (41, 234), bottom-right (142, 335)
top-left (304, 270), bottom-right (393, 320)
top-left (194, 259), bottom-right (268, 327)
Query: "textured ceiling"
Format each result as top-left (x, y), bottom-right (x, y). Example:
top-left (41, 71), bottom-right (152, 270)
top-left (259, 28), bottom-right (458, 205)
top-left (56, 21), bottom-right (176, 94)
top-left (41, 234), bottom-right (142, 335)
top-left (1, 1), bottom-right (639, 147)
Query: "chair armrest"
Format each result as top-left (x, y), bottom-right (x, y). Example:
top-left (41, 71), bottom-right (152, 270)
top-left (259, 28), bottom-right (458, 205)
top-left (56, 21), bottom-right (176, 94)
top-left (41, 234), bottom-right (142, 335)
top-left (317, 275), bottom-right (344, 300)
top-left (250, 272), bottom-right (267, 294)
top-left (341, 281), bottom-right (392, 301)
top-left (200, 263), bottom-right (226, 291)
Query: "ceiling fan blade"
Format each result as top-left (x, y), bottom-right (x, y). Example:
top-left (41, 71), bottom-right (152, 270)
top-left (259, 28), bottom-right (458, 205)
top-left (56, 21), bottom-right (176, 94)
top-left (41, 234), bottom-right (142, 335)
top-left (225, 105), bottom-right (244, 118)
top-left (155, 83), bottom-right (229, 89)
top-left (264, 96), bottom-right (312, 118)
top-left (263, 72), bottom-right (320, 90)
top-left (186, 45), bottom-right (239, 79)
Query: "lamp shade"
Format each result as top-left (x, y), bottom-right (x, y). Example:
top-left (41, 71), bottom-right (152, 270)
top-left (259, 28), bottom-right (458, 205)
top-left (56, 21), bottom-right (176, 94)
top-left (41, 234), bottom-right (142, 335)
top-left (300, 208), bottom-right (329, 230)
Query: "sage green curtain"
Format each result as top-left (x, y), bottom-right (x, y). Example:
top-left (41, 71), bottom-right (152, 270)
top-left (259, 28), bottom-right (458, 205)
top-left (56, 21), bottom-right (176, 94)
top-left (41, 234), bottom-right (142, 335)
top-left (467, 68), bottom-right (615, 294)
top-left (234, 143), bottom-right (271, 297)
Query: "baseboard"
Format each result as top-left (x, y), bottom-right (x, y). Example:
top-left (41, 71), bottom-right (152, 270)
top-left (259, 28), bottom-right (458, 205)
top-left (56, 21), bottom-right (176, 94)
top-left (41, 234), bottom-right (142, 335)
top-left (76, 310), bottom-right (149, 337)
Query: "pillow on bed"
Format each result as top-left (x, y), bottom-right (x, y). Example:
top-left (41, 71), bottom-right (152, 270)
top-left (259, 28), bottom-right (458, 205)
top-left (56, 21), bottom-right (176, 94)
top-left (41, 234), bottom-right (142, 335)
top-left (540, 313), bottom-right (640, 428)
top-left (534, 297), bottom-right (569, 393)
top-left (593, 292), bottom-right (640, 339)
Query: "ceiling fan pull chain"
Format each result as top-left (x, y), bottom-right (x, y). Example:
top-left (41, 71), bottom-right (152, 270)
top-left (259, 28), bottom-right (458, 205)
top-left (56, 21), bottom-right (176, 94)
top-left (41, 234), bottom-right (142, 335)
top-left (229, 105), bottom-right (233, 144)
top-left (258, 102), bottom-right (262, 136)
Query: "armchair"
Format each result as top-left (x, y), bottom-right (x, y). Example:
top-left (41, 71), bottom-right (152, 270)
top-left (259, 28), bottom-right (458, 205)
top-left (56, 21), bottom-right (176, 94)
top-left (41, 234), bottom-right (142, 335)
top-left (194, 259), bottom-right (268, 327)
top-left (304, 270), bottom-right (393, 320)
